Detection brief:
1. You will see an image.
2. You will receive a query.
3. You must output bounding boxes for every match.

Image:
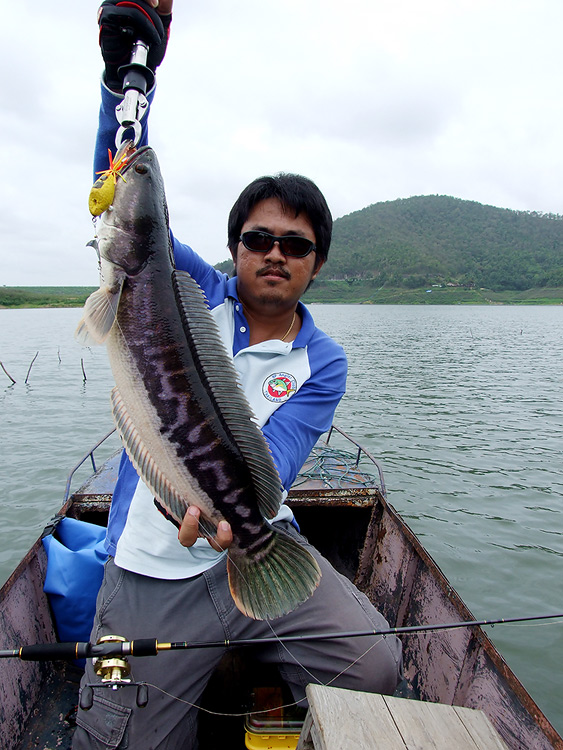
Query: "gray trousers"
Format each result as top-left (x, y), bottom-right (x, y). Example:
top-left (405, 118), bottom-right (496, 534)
top-left (73, 522), bottom-right (402, 749)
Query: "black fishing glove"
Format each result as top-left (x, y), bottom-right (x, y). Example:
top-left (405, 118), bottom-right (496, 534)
top-left (98, 0), bottom-right (172, 91)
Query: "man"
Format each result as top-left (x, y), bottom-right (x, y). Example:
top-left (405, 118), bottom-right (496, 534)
top-left (73, 2), bottom-right (402, 747)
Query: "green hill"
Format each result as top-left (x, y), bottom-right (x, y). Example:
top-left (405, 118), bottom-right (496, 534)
top-left (216, 195), bottom-right (563, 302)
top-left (321, 195), bottom-right (563, 291)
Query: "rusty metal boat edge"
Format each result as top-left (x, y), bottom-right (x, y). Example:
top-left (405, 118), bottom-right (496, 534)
top-left (0, 426), bottom-right (561, 749)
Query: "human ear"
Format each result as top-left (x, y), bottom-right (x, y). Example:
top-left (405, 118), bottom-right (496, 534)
top-left (312, 258), bottom-right (325, 279)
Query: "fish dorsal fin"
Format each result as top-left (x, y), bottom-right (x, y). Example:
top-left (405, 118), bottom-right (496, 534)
top-left (172, 269), bottom-right (282, 520)
top-left (75, 282), bottom-right (124, 346)
top-left (110, 386), bottom-right (218, 538)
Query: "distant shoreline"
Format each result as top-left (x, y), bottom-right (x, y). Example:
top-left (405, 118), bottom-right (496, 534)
top-left (303, 283), bottom-right (563, 305)
top-left (2, 285), bottom-right (563, 308)
top-left (0, 287), bottom-right (97, 309)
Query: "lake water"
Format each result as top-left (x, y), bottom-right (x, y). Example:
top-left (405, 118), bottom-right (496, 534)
top-left (1, 305), bottom-right (562, 735)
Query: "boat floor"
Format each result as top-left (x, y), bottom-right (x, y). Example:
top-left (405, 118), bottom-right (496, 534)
top-left (16, 667), bottom-right (81, 749)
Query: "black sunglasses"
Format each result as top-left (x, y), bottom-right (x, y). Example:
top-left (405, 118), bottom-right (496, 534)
top-left (240, 231), bottom-right (316, 258)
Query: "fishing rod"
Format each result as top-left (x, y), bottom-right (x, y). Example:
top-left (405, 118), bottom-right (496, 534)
top-left (2, 612), bottom-right (562, 663)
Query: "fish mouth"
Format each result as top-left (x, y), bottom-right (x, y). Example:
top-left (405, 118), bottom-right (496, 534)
top-left (120, 145), bottom-right (153, 175)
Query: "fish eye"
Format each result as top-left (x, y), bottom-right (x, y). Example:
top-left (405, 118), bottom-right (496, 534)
top-left (135, 163), bottom-right (148, 174)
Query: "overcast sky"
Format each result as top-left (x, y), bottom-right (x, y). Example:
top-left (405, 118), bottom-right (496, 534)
top-left (3, 0), bottom-right (563, 286)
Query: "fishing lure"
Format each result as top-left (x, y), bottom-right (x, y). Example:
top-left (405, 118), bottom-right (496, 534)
top-left (88, 141), bottom-right (135, 216)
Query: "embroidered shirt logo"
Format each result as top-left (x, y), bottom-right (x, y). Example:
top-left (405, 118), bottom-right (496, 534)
top-left (263, 373), bottom-right (297, 403)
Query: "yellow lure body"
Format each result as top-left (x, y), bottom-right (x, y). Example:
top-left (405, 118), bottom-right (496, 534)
top-left (88, 142), bottom-right (135, 216)
top-left (88, 173), bottom-right (116, 216)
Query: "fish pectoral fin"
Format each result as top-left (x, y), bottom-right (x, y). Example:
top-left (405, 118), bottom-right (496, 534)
top-left (75, 282), bottom-right (124, 346)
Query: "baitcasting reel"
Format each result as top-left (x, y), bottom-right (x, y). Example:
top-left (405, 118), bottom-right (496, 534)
top-left (79, 635), bottom-right (149, 710)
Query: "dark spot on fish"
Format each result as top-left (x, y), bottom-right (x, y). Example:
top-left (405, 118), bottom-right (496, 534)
top-left (168, 372), bottom-right (192, 392)
top-left (187, 422), bottom-right (206, 444)
top-left (198, 459), bottom-right (231, 491)
top-left (155, 394), bottom-right (180, 429)
top-left (241, 521), bottom-right (263, 534)
top-left (186, 439), bottom-right (220, 460)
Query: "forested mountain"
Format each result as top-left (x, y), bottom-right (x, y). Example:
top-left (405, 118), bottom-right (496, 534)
top-left (323, 195), bottom-right (563, 290)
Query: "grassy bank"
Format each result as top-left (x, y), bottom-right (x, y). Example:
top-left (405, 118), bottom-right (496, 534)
top-left (2, 284), bottom-right (563, 308)
top-left (303, 280), bottom-right (563, 305)
top-left (0, 287), bottom-right (97, 308)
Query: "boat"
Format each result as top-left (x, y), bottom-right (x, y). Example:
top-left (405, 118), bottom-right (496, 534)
top-left (0, 426), bottom-right (561, 750)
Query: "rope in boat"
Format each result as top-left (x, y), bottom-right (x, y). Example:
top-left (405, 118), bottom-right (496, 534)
top-left (292, 446), bottom-right (382, 490)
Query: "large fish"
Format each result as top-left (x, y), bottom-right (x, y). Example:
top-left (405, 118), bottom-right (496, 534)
top-left (77, 146), bottom-right (321, 620)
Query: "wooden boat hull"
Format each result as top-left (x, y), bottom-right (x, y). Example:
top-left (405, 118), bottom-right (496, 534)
top-left (0, 432), bottom-right (561, 749)
top-left (355, 497), bottom-right (561, 749)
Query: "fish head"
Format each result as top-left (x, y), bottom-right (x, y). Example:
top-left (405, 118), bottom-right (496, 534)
top-left (96, 146), bottom-right (171, 276)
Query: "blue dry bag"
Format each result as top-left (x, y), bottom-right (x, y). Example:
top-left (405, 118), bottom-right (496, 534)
top-left (42, 517), bottom-right (108, 647)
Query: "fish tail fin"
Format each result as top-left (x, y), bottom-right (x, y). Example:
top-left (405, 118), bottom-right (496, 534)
top-left (227, 530), bottom-right (321, 620)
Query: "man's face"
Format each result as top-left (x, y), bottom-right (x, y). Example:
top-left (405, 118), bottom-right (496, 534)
top-left (232, 197), bottom-right (323, 314)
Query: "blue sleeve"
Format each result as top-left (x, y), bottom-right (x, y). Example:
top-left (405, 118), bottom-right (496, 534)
top-left (262, 339), bottom-right (347, 490)
top-left (94, 78), bottom-right (155, 178)
top-left (171, 232), bottom-right (232, 308)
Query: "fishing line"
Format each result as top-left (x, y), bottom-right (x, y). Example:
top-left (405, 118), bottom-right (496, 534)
top-left (198, 528), bottom-right (398, 696)
top-left (499, 620), bottom-right (563, 630)
top-left (142, 682), bottom-right (307, 718)
top-left (187, 523), bottom-right (364, 693)
top-left (323, 636), bottom-right (385, 687)
top-left (144, 611), bottom-right (562, 717)
top-left (194, 528), bottom-right (324, 686)
top-left (121, 638), bottom-right (380, 719)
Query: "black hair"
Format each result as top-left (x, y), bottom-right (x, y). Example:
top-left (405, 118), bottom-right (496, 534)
top-left (227, 173), bottom-right (332, 268)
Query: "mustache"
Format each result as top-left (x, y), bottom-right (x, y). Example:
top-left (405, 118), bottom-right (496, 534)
top-left (257, 265), bottom-right (291, 280)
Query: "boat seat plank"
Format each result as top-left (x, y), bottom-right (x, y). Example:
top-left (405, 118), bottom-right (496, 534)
top-left (296, 685), bottom-right (508, 749)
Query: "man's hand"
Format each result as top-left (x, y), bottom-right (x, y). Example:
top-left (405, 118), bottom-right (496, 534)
top-left (98, 0), bottom-right (172, 91)
top-left (178, 506), bottom-right (233, 553)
